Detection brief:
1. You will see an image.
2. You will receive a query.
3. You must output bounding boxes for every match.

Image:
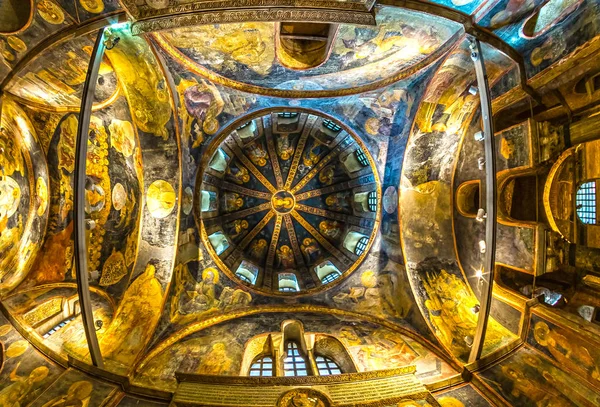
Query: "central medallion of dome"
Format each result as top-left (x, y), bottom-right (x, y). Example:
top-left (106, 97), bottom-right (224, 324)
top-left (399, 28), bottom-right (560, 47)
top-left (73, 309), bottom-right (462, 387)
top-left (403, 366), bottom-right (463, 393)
top-left (271, 190), bottom-right (295, 214)
top-left (198, 110), bottom-right (380, 295)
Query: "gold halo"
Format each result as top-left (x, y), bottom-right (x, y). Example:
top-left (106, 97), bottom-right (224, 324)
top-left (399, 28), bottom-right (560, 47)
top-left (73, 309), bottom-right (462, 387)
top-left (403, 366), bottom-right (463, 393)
top-left (6, 339), bottom-right (29, 357)
top-left (146, 180), bottom-right (176, 219)
top-left (202, 267), bottom-right (219, 284)
top-left (79, 0), bottom-right (104, 14)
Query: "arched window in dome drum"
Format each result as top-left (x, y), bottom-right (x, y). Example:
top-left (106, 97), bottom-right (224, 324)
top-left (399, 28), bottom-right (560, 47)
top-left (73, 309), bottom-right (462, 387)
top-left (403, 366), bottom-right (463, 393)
top-left (315, 355), bottom-right (342, 376)
top-left (278, 273), bottom-right (299, 292)
top-left (323, 119), bottom-right (341, 132)
top-left (321, 271), bottom-right (340, 284)
top-left (278, 112), bottom-right (298, 118)
top-left (249, 355), bottom-right (273, 377)
top-left (284, 341), bottom-right (308, 376)
top-left (354, 149), bottom-right (369, 167)
top-left (368, 191), bottom-right (377, 212)
top-left (576, 181), bottom-right (597, 225)
top-left (355, 236), bottom-right (369, 256)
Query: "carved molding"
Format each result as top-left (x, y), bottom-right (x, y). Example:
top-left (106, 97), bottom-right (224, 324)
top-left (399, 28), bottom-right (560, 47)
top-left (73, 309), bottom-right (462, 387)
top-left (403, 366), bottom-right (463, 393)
top-left (131, 8), bottom-right (375, 35)
top-left (122, 0), bottom-right (375, 20)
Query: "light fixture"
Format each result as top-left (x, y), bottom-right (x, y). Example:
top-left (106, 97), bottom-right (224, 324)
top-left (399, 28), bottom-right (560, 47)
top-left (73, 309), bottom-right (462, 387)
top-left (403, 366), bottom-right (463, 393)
top-left (464, 336), bottom-right (474, 347)
top-left (475, 268), bottom-right (483, 279)
top-left (469, 86), bottom-right (478, 95)
top-left (474, 131), bottom-right (484, 141)
top-left (478, 157), bottom-right (485, 170)
top-left (478, 240), bottom-right (486, 254)
top-left (476, 208), bottom-right (487, 222)
top-left (85, 219), bottom-right (96, 230)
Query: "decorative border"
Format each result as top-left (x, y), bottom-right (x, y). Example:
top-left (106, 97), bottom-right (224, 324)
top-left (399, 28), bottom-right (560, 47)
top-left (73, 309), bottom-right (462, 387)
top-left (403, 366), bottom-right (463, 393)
top-left (132, 8), bottom-right (376, 35)
top-left (176, 365), bottom-right (416, 385)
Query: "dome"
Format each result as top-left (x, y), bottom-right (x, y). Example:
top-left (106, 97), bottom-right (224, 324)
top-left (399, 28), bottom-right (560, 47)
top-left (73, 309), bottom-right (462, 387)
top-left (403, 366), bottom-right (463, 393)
top-left (0, 1), bottom-right (600, 406)
top-left (199, 110), bottom-right (380, 295)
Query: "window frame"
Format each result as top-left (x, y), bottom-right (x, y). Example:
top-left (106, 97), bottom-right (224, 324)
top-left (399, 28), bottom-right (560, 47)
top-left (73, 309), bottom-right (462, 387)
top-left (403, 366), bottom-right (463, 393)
top-left (315, 355), bottom-right (342, 376)
top-left (249, 355), bottom-right (274, 377)
top-left (283, 341), bottom-right (308, 377)
top-left (354, 236), bottom-right (369, 256)
top-left (576, 180), bottom-right (597, 225)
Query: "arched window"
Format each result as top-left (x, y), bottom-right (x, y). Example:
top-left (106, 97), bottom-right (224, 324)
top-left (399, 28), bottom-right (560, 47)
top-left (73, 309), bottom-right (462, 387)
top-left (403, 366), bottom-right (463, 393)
top-left (323, 119), bottom-right (341, 133)
top-left (236, 260), bottom-right (258, 285)
top-left (278, 112), bottom-right (298, 118)
top-left (315, 356), bottom-right (342, 376)
top-left (43, 316), bottom-right (76, 339)
top-left (576, 181), bottom-right (596, 225)
top-left (321, 271), bottom-right (340, 284)
top-left (368, 191), bottom-right (377, 212)
top-left (284, 342), bottom-right (308, 376)
top-left (249, 356), bottom-right (273, 377)
top-left (278, 273), bottom-right (299, 292)
top-left (354, 149), bottom-right (369, 167)
top-left (355, 236), bottom-right (369, 256)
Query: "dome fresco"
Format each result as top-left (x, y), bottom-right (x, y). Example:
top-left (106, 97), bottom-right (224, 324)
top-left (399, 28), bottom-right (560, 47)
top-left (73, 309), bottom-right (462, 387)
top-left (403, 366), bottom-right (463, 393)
top-left (0, 1), bottom-right (600, 406)
top-left (199, 111), bottom-right (380, 295)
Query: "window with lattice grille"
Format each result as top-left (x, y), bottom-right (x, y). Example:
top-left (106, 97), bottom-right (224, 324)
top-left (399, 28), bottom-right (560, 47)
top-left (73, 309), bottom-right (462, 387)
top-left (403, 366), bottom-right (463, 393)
top-left (315, 356), bottom-right (342, 376)
top-left (355, 236), bottom-right (369, 256)
top-left (355, 149), bottom-right (368, 167)
top-left (284, 342), bottom-right (308, 376)
top-left (278, 112), bottom-right (298, 118)
top-left (249, 356), bottom-right (273, 377)
top-left (576, 181), bottom-right (597, 225)
top-left (368, 191), bottom-right (377, 212)
top-left (323, 119), bottom-right (341, 132)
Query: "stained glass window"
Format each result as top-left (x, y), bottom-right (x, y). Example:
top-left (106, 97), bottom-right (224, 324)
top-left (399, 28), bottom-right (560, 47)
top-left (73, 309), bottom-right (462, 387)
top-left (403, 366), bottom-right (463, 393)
top-left (576, 181), bottom-right (596, 225)
top-left (315, 356), bottom-right (342, 375)
top-left (355, 236), bottom-right (369, 256)
top-left (355, 149), bottom-right (369, 167)
top-left (284, 342), bottom-right (308, 376)
top-left (323, 119), bottom-right (341, 132)
top-left (249, 356), bottom-right (273, 377)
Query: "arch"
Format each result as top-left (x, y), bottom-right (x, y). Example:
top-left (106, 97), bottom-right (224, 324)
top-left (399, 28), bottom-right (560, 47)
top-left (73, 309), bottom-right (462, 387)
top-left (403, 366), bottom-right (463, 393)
top-left (499, 174), bottom-right (538, 222)
top-left (456, 180), bottom-right (480, 218)
top-left (313, 335), bottom-right (357, 374)
top-left (521, 0), bottom-right (584, 38)
top-left (0, 0), bottom-right (33, 34)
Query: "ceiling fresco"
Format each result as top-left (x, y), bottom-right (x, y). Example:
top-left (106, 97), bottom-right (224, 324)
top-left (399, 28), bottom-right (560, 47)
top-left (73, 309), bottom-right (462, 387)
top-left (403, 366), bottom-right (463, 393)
top-left (199, 111), bottom-right (381, 295)
top-left (0, 2), bottom-right (599, 406)
top-left (153, 6), bottom-right (462, 96)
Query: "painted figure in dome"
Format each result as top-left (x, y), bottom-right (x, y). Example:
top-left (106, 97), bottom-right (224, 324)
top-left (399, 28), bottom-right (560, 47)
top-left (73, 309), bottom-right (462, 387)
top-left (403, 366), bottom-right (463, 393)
top-left (246, 142), bottom-right (268, 167)
top-left (277, 134), bottom-right (294, 160)
top-left (249, 239), bottom-right (268, 261)
top-left (319, 220), bottom-right (343, 240)
top-left (225, 219), bottom-right (249, 240)
top-left (226, 164), bottom-right (250, 185)
top-left (301, 238), bottom-right (321, 265)
top-left (277, 245), bottom-right (295, 269)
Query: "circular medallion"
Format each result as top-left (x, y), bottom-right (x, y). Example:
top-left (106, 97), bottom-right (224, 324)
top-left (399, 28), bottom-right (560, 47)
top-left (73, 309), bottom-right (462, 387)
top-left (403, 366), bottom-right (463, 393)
top-left (198, 111), bottom-right (380, 295)
top-left (112, 183), bottom-right (127, 211)
top-left (383, 186), bottom-right (398, 214)
top-left (37, 0), bottom-right (65, 25)
top-left (146, 180), bottom-right (176, 219)
top-left (272, 190), bottom-right (295, 214)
